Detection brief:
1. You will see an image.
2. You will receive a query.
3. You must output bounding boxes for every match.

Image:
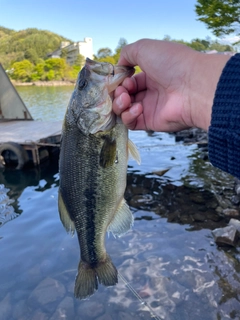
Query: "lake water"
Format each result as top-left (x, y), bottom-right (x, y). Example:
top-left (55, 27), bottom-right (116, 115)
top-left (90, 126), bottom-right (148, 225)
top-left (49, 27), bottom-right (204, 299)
top-left (1, 86), bottom-right (240, 320)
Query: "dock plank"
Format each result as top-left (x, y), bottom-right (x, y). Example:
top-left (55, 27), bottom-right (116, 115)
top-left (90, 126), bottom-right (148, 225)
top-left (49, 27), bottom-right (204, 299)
top-left (0, 120), bottom-right (62, 144)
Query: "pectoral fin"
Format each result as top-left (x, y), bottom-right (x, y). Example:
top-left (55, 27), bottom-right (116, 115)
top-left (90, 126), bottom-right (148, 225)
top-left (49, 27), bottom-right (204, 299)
top-left (107, 199), bottom-right (133, 237)
top-left (58, 190), bottom-right (75, 236)
top-left (128, 139), bottom-right (141, 165)
top-left (99, 136), bottom-right (117, 168)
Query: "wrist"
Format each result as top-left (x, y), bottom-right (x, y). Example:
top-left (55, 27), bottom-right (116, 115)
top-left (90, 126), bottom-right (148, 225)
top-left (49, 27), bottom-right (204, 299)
top-left (188, 52), bottom-right (230, 131)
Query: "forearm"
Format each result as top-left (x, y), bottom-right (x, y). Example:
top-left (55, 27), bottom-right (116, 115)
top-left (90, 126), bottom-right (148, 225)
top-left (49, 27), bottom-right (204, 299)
top-left (189, 52), bottom-right (231, 131)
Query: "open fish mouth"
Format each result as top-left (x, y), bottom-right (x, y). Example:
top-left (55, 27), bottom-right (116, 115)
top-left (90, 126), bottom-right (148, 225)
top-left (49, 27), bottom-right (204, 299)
top-left (85, 58), bottom-right (134, 94)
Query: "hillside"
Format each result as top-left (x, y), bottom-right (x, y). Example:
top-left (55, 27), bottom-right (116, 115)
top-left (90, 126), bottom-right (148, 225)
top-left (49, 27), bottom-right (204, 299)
top-left (0, 26), bottom-right (72, 68)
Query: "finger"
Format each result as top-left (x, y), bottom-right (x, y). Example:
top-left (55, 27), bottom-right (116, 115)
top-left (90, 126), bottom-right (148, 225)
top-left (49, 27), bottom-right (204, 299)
top-left (121, 103), bottom-right (143, 130)
top-left (114, 86), bottom-right (128, 98)
top-left (113, 92), bottom-right (131, 116)
top-left (121, 73), bottom-right (146, 95)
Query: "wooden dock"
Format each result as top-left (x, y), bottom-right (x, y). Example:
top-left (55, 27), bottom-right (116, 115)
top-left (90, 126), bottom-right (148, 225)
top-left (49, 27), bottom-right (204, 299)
top-left (0, 120), bottom-right (62, 144)
top-left (0, 120), bottom-right (62, 169)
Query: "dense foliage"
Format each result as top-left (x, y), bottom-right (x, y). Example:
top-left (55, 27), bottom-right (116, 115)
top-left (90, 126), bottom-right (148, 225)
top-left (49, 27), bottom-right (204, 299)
top-left (0, 26), bottom-right (82, 82)
top-left (9, 58), bottom-right (80, 82)
top-left (0, 27), bottom-right (71, 68)
top-left (195, 0), bottom-right (240, 37)
top-left (0, 26), bottom-right (235, 82)
top-left (165, 35), bottom-right (234, 51)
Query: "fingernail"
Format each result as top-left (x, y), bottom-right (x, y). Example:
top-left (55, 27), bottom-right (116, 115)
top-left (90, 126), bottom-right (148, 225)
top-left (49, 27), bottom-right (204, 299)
top-left (117, 94), bottom-right (124, 109)
top-left (130, 104), bottom-right (139, 115)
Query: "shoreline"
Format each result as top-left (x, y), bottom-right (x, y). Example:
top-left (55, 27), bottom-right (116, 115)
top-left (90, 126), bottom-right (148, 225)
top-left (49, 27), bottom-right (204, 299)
top-left (11, 80), bottom-right (75, 87)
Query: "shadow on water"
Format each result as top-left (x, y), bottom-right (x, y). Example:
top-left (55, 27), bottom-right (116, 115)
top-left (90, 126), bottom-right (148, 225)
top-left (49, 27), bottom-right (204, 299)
top-left (126, 171), bottom-right (228, 231)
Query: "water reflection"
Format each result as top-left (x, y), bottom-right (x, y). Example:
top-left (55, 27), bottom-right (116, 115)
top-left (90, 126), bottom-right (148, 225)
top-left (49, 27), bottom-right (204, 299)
top-left (1, 86), bottom-right (240, 319)
top-left (0, 160), bottom-right (59, 227)
top-left (17, 86), bottom-right (73, 121)
top-left (0, 159), bottom-right (240, 319)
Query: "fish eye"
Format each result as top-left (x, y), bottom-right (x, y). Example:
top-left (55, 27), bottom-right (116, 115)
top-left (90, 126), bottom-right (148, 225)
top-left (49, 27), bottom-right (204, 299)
top-left (78, 79), bottom-right (88, 90)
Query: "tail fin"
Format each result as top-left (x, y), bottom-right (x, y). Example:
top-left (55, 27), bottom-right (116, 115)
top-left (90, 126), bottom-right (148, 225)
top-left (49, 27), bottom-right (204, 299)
top-left (74, 255), bottom-right (118, 299)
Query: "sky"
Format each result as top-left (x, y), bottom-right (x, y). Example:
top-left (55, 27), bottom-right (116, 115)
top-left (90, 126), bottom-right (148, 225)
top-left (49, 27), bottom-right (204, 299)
top-left (0, 0), bottom-right (228, 55)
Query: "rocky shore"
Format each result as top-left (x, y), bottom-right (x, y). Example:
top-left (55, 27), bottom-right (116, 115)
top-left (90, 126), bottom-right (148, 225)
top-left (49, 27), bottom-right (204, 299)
top-left (171, 128), bottom-right (240, 247)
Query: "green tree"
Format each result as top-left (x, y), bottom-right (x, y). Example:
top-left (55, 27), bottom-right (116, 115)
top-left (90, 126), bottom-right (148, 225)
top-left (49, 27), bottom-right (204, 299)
top-left (60, 48), bottom-right (68, 59)
top-left (74, 54), bottom-right (85, 66)
top-left (209, 39), bottom-right (234, 51)
top-left (113, 38), bottom-right (128, 62)
top-left (189, 40), bottom-right (206, 51)
top-left (31, 62), bottom-right (45, 81)
top-left (65, 65), bottom-right (81, 80)
top-left (24, 48), bottom-right (39, 64)
top-left (44, 58), bottom-right (67, 80)
top-left (11, 59), bottom-right (33, 82)
top-left (46, 70), bottom-right (55, 81)
top-left (96, 47), bottom-right (112, 59)
top-left (195, 0), bottom-right (240, 36)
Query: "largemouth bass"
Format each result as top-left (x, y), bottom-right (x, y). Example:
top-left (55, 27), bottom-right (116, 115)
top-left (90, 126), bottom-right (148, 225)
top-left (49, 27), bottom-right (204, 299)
top-left (58, 58), bottom-right (140, 299)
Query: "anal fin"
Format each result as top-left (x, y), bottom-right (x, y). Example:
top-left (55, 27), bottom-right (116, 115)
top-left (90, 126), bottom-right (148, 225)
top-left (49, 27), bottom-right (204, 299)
top-left (128, 139), bottom-right (141, 165)
top-left (58, 190), bottom-right (75, 236)
top-left (107, 199), bottom-right (134, 237)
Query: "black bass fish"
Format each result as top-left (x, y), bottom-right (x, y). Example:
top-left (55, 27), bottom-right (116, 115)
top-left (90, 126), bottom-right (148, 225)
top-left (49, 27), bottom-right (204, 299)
top-left (58, 58), bottom-right (140, 299)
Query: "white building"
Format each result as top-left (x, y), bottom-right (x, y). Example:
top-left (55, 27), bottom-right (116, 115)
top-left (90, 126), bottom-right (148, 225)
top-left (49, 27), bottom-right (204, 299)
top-left (48, 37), bottom-right (93, 66)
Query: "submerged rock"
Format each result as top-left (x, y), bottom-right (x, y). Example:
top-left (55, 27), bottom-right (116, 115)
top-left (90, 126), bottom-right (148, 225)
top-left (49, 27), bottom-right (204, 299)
top-left (229, 219), bottom-right (240, 233)
top-left (77, 300), bottom-right (105, 318)
top-left (31, 309), bottom-right (49, 320)
top-left (50, 296), bottom-right (74, 320)
top-left (28, 277), bottom-right (66, 313)
top-left (212, 225), bottom-right (238, 247)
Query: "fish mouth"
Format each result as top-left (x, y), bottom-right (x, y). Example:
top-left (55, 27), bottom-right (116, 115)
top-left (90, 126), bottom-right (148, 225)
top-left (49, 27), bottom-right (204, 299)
top-left (86, 58), bottom-right (134, 93)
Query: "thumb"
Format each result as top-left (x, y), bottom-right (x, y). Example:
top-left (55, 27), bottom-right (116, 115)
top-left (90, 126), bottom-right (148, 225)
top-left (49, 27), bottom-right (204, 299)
top-left (118, 40), bottom-right (143, 67)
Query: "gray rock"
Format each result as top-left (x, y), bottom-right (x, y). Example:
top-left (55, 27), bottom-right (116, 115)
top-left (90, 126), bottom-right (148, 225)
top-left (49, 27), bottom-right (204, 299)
top-left (235, 179), bottom-right (240, 195)
top-left (189, 193), bottom-right (205, 204)
top-left (50, 296), bottom-right (74, 320)
top-left (231, 195), bottom-right (240, 205)
top-left (222, 208), bottom-right (240, 217)
top-left (229, 218), bottom-right (240, 233)
top-left (192, 213), bottom-right (205, 222)
top-left (212, 225), bottom-right (238, 247)
top-left (216, 206), bottom-right (223, 214)
top-left (12, 299), bottom-right (27, 319)
top-left (206, 200), bottom-right (218, 209)
top-left (28, 277), bottom-right (66, 313)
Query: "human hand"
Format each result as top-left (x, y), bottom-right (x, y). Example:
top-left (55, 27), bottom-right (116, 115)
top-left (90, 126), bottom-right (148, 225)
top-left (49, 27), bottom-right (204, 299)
top-left (113, 39), bottom-right (230, 132)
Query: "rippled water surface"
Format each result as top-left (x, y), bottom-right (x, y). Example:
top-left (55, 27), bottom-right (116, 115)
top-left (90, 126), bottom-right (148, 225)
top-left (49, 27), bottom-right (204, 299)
top-left (1, 86), bottom-right (240, 320)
